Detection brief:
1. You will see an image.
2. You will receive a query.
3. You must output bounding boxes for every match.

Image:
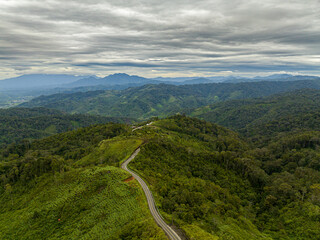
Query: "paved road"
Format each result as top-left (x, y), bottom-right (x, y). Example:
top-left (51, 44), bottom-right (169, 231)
top-left (121, 148), bottom-right (181, 240)
top-left (132, 122), bottom-right (153, 132)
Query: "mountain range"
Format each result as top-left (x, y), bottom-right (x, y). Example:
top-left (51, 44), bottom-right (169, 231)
top-left (1, 73), bottom-right (320, 91)
top-left (0, 74), bottom-right (88, 90)
top-left (20, 79), bottom-right (320, 119)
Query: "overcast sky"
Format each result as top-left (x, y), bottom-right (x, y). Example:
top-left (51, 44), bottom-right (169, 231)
top-left (0, 0), bottom-right (319, 79)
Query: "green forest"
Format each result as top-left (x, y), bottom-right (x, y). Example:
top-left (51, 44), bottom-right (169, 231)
top-left (20, 80), bottom-right (320, 119)
top-left (0, 107), bottom-right (132, 148)
top-left (1, 113), bottom-right (320, 239)
top-left (1, 83), bottom-right (320, 239)
top-left (189, 89), bottom-right (320, 144)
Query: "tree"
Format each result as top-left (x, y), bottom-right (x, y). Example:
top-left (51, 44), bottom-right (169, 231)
top-left (5, 183), bottom-right (13, 206)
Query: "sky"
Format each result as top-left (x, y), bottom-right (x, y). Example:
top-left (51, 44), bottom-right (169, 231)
top-left (0, 0), bottom-right (319, 79)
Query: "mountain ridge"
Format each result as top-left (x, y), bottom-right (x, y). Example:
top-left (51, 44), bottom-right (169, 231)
top-left (19, 80), bottom-right (320, 119)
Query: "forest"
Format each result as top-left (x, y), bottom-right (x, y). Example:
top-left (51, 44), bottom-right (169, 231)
top-left (0, 107), bottom-right (131, 149)
top-left (20, 80), bottom-right (320, 119)
top-left (0, 84), bottom-right (320, 239)
top-left (189, 89), bottom-right (320, 143)
top-left (1, 113), bottom-right (319, 239)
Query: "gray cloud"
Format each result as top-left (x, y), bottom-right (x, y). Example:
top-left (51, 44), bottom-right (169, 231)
top-left (0, 0), bottom-right (319, 79)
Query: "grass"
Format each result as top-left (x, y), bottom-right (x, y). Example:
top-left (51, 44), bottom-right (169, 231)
top-left (0, 166), bottom-right (166, 240)
top-left (182, 224), bottom-right (219, 240)
top-left (75, 137), bottom-right (143, 167)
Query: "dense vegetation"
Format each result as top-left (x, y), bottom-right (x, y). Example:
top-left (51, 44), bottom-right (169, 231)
top-left (0, 107), bottom-right (132, 149)
top-left (1, 86), bottom-right (320, 239)
top-left (189, 89), bottom-right (320, 144)
top-left (20, 80), bottom-right (320, 119)
top-left (130, 116), bottom-right (320, 239)
top-left (0, 123), bottom-right (166, 239)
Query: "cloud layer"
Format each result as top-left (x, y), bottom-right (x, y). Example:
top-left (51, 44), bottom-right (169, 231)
top-left (0, 0), bottom-right (319, 78)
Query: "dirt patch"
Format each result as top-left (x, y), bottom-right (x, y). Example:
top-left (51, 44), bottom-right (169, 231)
top-left (170, 224), bottom-right (189, 240)
top-left (123, 176), bottom-right (135, 182)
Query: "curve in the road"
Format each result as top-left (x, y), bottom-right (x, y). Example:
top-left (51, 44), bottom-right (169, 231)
top-left (121, 148), bottom-right (181, 240)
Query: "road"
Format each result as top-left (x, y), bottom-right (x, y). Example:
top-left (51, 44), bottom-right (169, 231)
top-left (132, 121), bottom-right (153, 132)
top-left (121, 148), bottom-right (181, 240)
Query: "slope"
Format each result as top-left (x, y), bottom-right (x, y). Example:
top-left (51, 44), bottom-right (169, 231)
top-left (0, 123), bottom-right (166, 240)
top-left (0, 74), bottom-right (86, 90)
top-left (189, 89), bottom-right (320, 143)
top-left (1, 115), bottom-right (320, 239)
top-left (129, 116), bottom-right (320, 239)
top-left (20, 80), bottom-right (320, 119)
top-left (0, 107), bottom-right (132, 149)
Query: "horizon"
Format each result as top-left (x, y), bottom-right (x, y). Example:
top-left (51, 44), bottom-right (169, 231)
top-left (1, 71), bottom-right (320, 82)
top-left (1, 0), bottom-right (319, 79)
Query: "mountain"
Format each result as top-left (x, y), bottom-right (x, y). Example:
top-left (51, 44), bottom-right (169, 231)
top-left (20, 80), bottom-right (320, 119)
top-left (180, 77), bottom-right (214, 84)
top-left (152, 76), bottom-right (236, 83)
top-left (64, 73), bottom-right (159, 88)
top-left (2, 73), bottom-right (319, 91)
top-left (2, 73), bottom-right (319, 109)
top-left (189, 89), bottom-right (320, 143)
top-left (1, 115), bottom-right (320, 239)
top-left (223, 74), bottom-right (320, 83)
top-left (0, 74), bottom-right (89, 90)
top-left (0, 107), bottom-right (132, 148)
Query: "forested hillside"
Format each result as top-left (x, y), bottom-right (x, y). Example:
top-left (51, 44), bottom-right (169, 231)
top-left (130, 116), bottom-right (320, 239)
top-left (0, 107), bottom-right (131, 149)
top-left (0, 123), bottom-right (166, 239)
top-left (189, 89), bottom-right (320, 144)
top-left (1, 115), bottom-right (319, 239)
top-left (20, 80), bottom-right (320, 119)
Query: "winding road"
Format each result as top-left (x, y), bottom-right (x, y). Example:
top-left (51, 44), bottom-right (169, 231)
top-left (121, 148), bottom-right (181, 240)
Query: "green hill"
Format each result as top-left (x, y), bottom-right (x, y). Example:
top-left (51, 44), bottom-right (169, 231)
top-left (1, 115), bottom-right (319, 239)
top-left (189, 89), bottom-right (320, 144)
top-left (0, 107), bottom-right (132, 149)
top-left (130, 116), bottom-right (320, 239)
top-left (0, 123), bottom-right (166, 240)
top-left (20, 80), bottom-right (320, 119)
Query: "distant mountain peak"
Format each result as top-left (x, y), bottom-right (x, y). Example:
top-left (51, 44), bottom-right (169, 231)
top-left (110, 73), bottom-right (130, 76)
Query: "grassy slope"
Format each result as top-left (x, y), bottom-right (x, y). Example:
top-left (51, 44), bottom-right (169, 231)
top-left (0, 124), bottom-right (166, 240)
top-left (0, 166), bottom-right (165, 240)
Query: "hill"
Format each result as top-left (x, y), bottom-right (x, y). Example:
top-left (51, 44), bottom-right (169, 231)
top-left (189, 89), bottom-right (320, 144)
top-left (20, 80), bottom-right (320, 119)
top-left (64, 73), bottom-right (159, 88)
top-left (223, 74), bottom-right (320, 83)
top-left (0, 123), bottom-right (166, 239)
top-left (0, 74), bottom-right (87, 90)
top-left (1, 116), bottom-right (320, 239)
top-left (2, 73), bottom-right (319, 109)
top-left (0, 107), bottom-right (132, 149)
